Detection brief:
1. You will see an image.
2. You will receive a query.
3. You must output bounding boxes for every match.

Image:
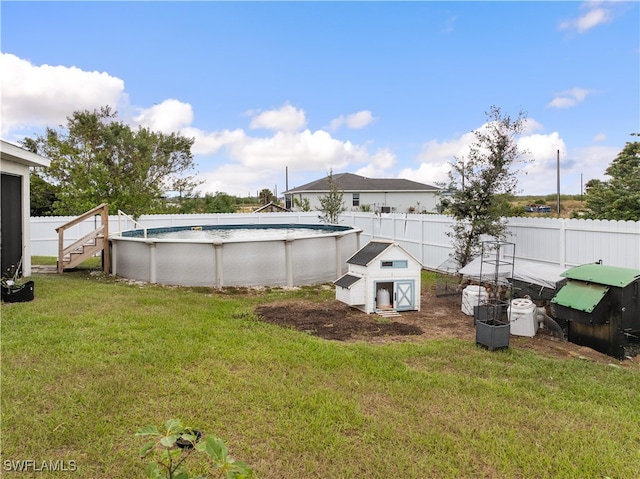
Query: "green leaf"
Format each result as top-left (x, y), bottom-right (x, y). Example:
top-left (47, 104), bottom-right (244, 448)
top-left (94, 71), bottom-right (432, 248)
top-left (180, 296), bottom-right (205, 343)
top-left (203, 435), bottom-right (228, 463)
top-left (145, 461), bottom-right (161, 479)
top-left (139, 440), bottom-right (157, 458)
top-left (164, 418), bottom-right (183, 434)
top-left (226, 461), bottom-right (254, 479)
top-left (136, 425), bottom-right (160, 436)
top-left (160, 434), bottom-right (180, 448)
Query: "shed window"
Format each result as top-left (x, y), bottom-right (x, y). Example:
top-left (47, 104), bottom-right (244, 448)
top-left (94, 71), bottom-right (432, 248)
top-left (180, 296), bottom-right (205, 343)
top-left (353, 193), bottom-right (360, 207)
top-left (381, 260), bottom-right (408, 268)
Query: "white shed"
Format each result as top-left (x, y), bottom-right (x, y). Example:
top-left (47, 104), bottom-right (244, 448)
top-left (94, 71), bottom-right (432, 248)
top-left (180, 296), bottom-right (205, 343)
top-left (334, 239), bottom-right (422, 314)
top-left (1, 140), bottom-right (51, 277)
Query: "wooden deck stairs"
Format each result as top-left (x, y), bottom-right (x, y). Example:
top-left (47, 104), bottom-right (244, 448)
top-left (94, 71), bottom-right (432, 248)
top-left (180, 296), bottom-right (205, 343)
top-left (56, 203), bottom-right (109, 274)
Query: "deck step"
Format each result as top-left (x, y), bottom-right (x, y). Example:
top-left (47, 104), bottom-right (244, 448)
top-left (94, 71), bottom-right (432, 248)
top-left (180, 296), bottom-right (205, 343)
top-left (376, 309), bottom-right (401, 318)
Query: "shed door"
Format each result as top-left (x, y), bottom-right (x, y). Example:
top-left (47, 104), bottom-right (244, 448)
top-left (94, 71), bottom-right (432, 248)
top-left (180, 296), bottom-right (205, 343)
top-left (1, 173), bottom-right (23, 275)
top-left (395, 280), bottom-right (415, 311)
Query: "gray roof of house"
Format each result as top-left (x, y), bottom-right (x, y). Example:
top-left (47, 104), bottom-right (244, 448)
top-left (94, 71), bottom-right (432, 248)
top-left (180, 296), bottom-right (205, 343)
top-left (284, 173), bottom-right (440, 194)
top-left (347, 241), bottom-right (394, 266)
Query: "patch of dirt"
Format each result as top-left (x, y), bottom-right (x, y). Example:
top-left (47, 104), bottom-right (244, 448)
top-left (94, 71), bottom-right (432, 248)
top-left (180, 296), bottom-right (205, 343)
top-left (254, 286), bottom-right (639, 370)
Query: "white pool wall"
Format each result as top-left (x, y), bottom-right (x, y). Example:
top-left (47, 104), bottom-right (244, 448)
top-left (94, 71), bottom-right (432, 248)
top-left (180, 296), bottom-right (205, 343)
top-left (110, 226), bottom-right (362, 287)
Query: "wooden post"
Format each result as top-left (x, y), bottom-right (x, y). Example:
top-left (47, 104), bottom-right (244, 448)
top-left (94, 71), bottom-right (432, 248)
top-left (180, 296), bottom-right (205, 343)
top-left (57, 227), bottom-right (64, 274)
top-left (101, 204), bottom-right (109, 274)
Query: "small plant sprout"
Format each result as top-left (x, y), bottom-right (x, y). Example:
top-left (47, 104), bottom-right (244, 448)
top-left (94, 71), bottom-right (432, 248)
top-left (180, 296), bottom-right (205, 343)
top-left (136, 419), bottom-right (254, 479)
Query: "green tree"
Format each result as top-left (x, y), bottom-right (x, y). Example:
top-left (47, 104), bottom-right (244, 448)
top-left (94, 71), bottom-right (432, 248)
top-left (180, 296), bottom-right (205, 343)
top-left (22, 106), bottom-right (199, 218)
top-left (258, 188), bottom-right (275, 205)
top-left (581, 134), bottom-right (640, 221)
top-left (318, 169), bottom-right (346, 224)
top-left (204, 192), bottom-right (236, 213)
top-left (293, 197), bottom-right (311, 211)
top-left (29, 169), bottom-right (60, 216)
top-left (447, 106), bottom-right (530, 268)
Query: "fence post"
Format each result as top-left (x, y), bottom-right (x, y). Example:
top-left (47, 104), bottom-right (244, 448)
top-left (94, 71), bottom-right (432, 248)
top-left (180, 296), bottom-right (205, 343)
top-left (559, 219), bottom-right (566, 269)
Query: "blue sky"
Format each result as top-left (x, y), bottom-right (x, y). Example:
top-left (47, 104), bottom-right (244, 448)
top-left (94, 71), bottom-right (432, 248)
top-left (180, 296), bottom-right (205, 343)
top-left (2, 1), bottom-right (638, 197)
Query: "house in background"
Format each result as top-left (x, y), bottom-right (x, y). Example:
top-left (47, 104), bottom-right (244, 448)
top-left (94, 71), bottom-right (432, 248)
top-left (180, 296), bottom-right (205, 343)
top-left (283, 173), bottom-right (441, 214)
top-left (1, 140), bottom-right (51, 278)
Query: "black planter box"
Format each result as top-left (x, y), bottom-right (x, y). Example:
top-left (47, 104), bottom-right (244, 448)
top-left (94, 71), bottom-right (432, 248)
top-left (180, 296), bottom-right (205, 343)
top-left (1, 281), bottom-right (35, 303)
top-left (475, 304), bottom-right (510, 351)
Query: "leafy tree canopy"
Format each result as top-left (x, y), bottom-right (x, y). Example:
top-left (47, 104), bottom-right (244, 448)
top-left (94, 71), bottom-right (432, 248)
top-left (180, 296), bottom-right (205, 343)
top-left (259, 188), bottom-right (276, 205)
top-left (446, 106), bottom-right (530, 267)
top-left (22, 106), bottom-right (199, 218)
top-left (581, 134), bottom-right (640, 221)
top-left (29, 170), bottom-right (60, 216)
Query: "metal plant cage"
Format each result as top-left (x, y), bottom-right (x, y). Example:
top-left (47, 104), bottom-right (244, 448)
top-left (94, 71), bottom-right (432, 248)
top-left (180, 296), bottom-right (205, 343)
top-left (473, 241), bottom-right (515, 351)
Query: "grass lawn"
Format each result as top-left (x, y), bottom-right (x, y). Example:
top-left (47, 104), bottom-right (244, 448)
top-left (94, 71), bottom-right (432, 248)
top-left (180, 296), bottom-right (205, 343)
top-left (2, 265), bottom-right (639, 478)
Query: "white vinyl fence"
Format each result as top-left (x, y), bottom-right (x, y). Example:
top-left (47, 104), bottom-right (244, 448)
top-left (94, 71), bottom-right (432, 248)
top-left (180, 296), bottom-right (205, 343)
top-left (30, 212), bottom-right (640, 271)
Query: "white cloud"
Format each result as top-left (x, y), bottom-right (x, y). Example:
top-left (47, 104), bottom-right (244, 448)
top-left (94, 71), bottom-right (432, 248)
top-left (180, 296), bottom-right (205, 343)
top-left (197, 163), bottom-right (276, 197)
top-left (398, 162), bottom-right (451, 188)
top-left (592, 132), bottom-right (607, 142)
top-left (0, 52), bottom-right (126, 137)
top-left (558, 2), bottom-right (613, 33)
top-left (398, 122), bottom-right (577, 195)
top-left (248, 104), bottom-right (306, 132)
top-left (410, 131), bottom-right (478, 184)
top-left (133, 99), bottom-right (193, 133)
top-left (2, 52), bottom-right (621, 199)
top-left (546, 87), bottom-right (591, 109)
top-left (330, 110), bottom-right (375, 131)
top-left (354, 148), bottom-right (396, 178)
top-left (190, 128), bottom-right (394, 195)
top-left (523, 118), bottom-right (544, 134)
top-left (181, 127), bottom-right (247, 156)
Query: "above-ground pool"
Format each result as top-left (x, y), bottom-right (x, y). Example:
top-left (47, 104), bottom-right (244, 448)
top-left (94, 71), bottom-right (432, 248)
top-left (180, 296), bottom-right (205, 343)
top-left (110, 224), bottom-right (362, 287)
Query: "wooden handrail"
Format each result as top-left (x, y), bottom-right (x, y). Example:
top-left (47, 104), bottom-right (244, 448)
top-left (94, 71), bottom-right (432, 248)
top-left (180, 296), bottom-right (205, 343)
top-left (55, 203), bottom-right (109, 234)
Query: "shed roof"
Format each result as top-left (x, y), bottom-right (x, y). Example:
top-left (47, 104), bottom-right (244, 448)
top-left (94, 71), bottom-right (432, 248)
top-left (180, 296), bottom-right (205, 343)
top-left (334, 273), bottom-right (363, 289)
top-left (253, 201), bottom-right (291, 213)
top-left (1, 140), bottom-right (51, 168)
top-left (284, 173), bottom-right (440, 194)
top-left (347, 241), bottom-right (394, 266)
top-left (561, 264), bottom-right (640, 288)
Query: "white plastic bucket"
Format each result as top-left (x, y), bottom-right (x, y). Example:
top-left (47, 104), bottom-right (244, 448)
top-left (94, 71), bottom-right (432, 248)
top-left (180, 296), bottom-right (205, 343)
top-left (508, 298), bottom-right (538, 337)
top-left (461, 285), bottom-right (488, 316)
top-left (376, 288), bottom-right (391, 309)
